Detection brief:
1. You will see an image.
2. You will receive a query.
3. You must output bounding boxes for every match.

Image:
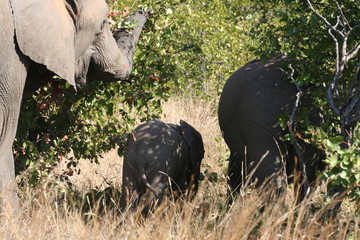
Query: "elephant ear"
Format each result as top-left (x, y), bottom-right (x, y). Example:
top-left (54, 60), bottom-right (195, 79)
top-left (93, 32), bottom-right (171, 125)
top-left (179, 120), bottom-right (194, 147)
top-left (11, 0), bottom-right (76, 87)
top-left (180, 120), bottom-right (204, 178)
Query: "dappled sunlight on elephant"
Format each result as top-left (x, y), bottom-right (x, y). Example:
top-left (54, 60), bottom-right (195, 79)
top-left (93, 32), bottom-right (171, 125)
top-left (120, 119), bottom-right (205, 215)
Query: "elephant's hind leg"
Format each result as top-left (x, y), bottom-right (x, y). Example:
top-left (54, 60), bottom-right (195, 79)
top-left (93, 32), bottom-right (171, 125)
top-left (246, 138), bottom-right (288, 195)
top-left (120, 176), bottom-right (141, 213)
top-left (228, 150), bottom-right (246, 193)
top-left (138, 174), bottom-right (168, 216)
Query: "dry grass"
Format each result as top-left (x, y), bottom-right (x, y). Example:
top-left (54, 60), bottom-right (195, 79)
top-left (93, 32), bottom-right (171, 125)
top-left (2, 96), bottom-right (358, 240)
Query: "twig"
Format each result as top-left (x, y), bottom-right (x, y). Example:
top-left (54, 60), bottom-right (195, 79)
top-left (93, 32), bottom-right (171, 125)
top-left (307, 0), bottom-right (345, 38)
top-left (280, 64), bottom-right (303, 124)
top-left (280, 64), bottom-right (310, 198)
top-left (327, 27), bottom-right (341, 115)
top-left (334, 0), bottom-right (350, 30)
top-left (346, 42), bottom-right (360, 62)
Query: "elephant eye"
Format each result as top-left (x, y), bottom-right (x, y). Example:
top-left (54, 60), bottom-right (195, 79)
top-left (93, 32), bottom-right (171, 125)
top-left (95, 20), bottom-right (108, 36)
top-left (101, 19), bottom-right (108, 30)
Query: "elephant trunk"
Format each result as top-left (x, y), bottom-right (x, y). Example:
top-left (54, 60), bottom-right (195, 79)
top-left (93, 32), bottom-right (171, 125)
top-left (84, 10), bottom-right (148, 87)
top-left (112, 10), bottom-right (149, 79)
top-left (115, 10), bottom-right (149, 52)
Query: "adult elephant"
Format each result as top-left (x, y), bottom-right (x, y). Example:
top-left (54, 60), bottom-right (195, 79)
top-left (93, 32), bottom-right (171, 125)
top-left (120, 119), bottom-right (205, 214)
top-left (218, 55), bottom-right (324, 200)
top-left (0, 0), bottom-right (148, 210)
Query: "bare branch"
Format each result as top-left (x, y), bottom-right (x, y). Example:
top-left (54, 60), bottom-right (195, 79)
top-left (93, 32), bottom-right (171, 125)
top-left (344, 93), bottom-right (360, 122)
top-left (347, 58), bottom-right (360, 97)
top-left (308, 0), bottom-right (359, 116)
top-left (308, 0), bottom-right (360, 141)
top-left (348, 59), bottom-right (360, 122)
top-left (326, 28), bottom-right (342, 114)
top-left (350, 115), bottom-right (360, 123)
top-left (328, 28), bottom-right (340, 80)
top-left (357, 58), bottom-right (360, 81)
top-left (351, 24), bottom-right (360, 32)
top-left (307, 0), bottom-right (345, 38)
top-left (290, 68), bottom-right (302, 125)
top-left (287, 121), bottom-right (310, 198)
top-left (334, 0), bottom-right (351, 30)
top-left (280, 64), bottom-right (303, 124)
top-left (327, 86), bottom-right (341, 115)
top-left (280, 64), bottom-right (310, 198)
top-left (346, 42), bottom-right (360, 62)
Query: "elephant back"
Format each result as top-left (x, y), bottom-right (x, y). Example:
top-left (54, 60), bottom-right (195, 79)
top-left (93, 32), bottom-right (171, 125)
top-left (125, 119), bottom-right (188, 170)
top-left (218, 55), bottom-right (298, 147)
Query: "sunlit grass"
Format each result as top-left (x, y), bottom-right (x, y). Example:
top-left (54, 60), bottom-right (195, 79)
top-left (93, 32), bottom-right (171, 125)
top-left (2, 96), bottom-right (358, 239)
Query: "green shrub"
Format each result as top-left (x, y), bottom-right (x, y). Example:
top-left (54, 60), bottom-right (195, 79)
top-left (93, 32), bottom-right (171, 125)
top-left (324, 131), bottom-right (360, 201)
top-left (15, 0), bottom-right (360, 201)
top-left (15, 0), bottom-right (257, 186)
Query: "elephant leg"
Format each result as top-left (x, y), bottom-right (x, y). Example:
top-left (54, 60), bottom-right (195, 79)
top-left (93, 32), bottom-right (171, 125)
top-left (303, 143), bottom-right (325, 185)
top-left (120, 175), bottom-right (141, 212)
top-left (224, 133), bottom-right (248, 204)
top-left (139, 174), bottom-right (169, 215)
top-left (226, 149), bottom-right (246, 205)
top-left (0, 1), bottom-right (29, 212)
top-left (0, 52), bottom-right (29, 211)
top-left (246, 138), bottom-right (288, 194)
top-left (228, 149), bottom-right (246, 194)
top-left (226, 143), bottom-right (287, 203)
top-left (0, 148), bottom-right (18, 210)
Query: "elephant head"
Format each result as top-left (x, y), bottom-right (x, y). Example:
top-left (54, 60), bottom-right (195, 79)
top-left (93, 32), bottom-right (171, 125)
top-left (11, 0), bottom-right (147, 89)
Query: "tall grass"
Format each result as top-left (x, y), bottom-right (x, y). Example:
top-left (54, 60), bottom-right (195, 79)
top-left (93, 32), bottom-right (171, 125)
top-left (2, 97), bottom-right (358, 240)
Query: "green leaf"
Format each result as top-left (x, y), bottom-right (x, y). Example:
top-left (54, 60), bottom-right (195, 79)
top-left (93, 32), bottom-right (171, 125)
top-left (327, 155), bottom-right (338, 168)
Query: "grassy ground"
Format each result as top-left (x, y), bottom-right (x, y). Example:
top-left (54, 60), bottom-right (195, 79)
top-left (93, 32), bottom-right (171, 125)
top-left (1, 97), bottom-right (358, 239)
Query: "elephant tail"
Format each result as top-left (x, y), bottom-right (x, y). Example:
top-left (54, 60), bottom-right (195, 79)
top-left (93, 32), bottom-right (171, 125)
top-left (139, 168), bottom-right (158, 198)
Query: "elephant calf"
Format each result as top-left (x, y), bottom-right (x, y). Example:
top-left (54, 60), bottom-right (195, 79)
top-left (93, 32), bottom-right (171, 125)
top-left (120, 119), bottom-right (205, 214)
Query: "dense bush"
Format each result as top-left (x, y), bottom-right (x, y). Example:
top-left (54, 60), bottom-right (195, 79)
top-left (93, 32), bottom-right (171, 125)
top-left (15, 0), bottom-right (359, 200)
top-left (15, 0), bottom-right (257, 186)
top-left (243, 0), bottom-right (359, 200)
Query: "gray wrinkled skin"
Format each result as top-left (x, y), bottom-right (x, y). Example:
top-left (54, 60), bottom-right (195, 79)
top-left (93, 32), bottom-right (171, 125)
top-left (0, 0), bottom-right (147, 211)
top-left (218, 55), bottom-right (324, 201)
top-left (120, 119), bottom-right (204, 214)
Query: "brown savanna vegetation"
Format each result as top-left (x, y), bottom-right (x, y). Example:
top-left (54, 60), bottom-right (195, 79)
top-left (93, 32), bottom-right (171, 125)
top-left (1, 97), bottom-right (358, 240)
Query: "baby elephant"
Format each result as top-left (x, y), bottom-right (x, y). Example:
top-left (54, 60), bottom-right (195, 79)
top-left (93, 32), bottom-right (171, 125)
top-left (120, 119), bottom-right (205, 213)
